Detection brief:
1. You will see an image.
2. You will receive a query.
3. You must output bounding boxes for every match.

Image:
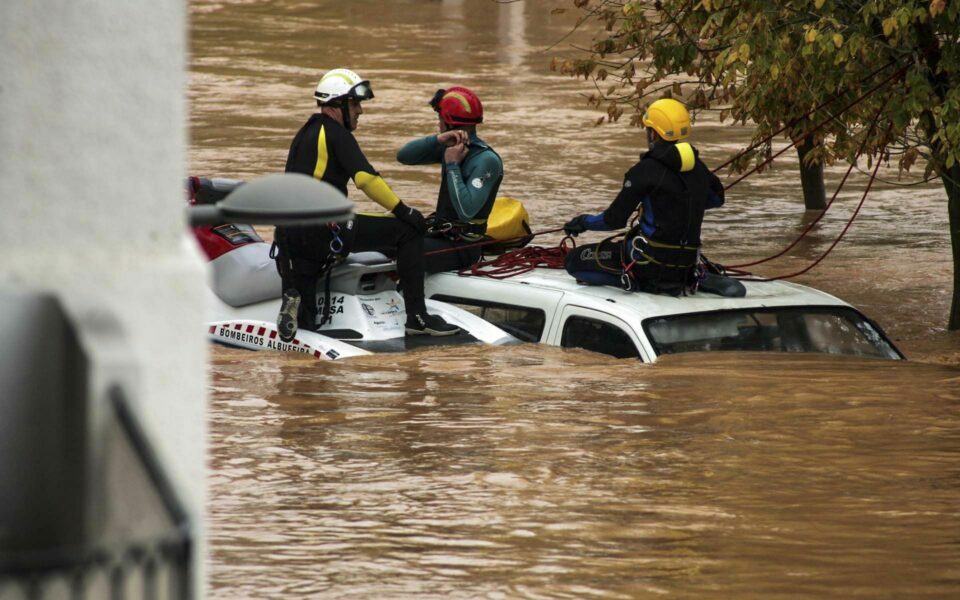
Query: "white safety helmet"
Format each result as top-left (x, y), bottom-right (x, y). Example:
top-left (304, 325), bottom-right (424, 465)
top-left (313, 68), bottom-right (375, 105)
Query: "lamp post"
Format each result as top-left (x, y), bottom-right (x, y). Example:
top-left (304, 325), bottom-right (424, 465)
top-left (188, 173), bottom-right (354, 226)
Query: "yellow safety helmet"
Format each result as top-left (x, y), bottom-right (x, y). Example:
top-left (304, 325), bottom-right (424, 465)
top-left (642, 98), bottom-right (690, 141)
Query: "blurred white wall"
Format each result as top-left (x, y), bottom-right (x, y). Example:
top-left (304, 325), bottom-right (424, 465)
top-left (0, 0), bottom-right (206, 587)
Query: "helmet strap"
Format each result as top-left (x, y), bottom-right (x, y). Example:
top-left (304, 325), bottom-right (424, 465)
top-left (646, 128), bottom-right (659, 148)
top-left (340, 98), bottom-right (352, 131)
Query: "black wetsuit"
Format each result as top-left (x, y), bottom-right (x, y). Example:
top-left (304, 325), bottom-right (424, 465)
top-left (565, 140), bottom-right (724, 293)
top-left (274, 113), bottom-right (426, 329)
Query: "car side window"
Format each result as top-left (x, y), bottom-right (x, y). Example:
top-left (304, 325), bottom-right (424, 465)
top-left (430, 295), bottom-right (545, 342)
top-left (561, 316), bottom-right (640, 360)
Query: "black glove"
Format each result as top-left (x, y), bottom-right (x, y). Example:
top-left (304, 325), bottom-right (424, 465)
top-left (563, 214), bottom-right (590, 237)
top-left (392, 201), bottom-right (427, 234)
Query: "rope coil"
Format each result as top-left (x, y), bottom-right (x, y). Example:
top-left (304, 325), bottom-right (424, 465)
top-left (456, 238), bottom-right (575, 279)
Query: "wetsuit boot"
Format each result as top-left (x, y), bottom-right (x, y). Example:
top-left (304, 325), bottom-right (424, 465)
top-left (405, 312), bottom-right (460, 336)
top-left (277, 289), bottom-right (301, 342)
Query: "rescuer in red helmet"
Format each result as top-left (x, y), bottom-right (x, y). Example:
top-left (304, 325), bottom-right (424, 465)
top-left (396, 86), bottom-right (504, 273)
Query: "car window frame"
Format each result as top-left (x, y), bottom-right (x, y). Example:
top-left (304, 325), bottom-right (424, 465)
top-left (429, 294), bottom-right (548, 343)
top-left (556, 305), bottom-right (649, 361)
top-left (641, 305), bottom-right (904, 360)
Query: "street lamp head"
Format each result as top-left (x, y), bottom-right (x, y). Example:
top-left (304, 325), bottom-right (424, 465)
top-left (188, 173), bottom-right (354, 226)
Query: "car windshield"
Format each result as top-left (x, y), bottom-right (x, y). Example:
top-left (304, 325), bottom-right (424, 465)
top-left (644, 306), bottom-right (902, 359)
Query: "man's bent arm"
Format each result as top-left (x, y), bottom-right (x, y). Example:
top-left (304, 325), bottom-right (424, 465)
top-left (397, 136), bottom-right (445, 165)
top-left (706, 168), bottom-right (725, 209)
top-left (354, 171), bottom-right (401, 211)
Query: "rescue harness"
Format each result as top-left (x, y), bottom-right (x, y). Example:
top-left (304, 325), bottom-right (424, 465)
top-left (270, 222), bottom-right (347, 327)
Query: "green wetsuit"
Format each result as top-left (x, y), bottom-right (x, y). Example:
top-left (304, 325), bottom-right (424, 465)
top-left (397, 132), bottom-right (503, 230)
top-left (397, 132), bottom-right (504, 272)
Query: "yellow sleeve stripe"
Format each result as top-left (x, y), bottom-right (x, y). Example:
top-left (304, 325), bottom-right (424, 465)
top-left (354, 171), bottom-right (401, 211)
top-left (313, 125), bottom-right (328, 180)
top-left (677, 142), bottom-right (695, 172)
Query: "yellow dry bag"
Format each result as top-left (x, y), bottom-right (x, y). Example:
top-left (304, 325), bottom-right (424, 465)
top-left (484, 197), bottom-right (532, 252)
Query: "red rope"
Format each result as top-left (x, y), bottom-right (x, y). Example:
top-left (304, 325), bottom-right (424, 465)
top-left (730, 121), bottom-right (893, 282)
top-left (712, 61), bottom-right (900, 174)
top-left (458, 237), bottom-right (575, 279)
top-left (728, 87), bottom-right (895, 270)
top-left (721, 65), bottom-right (906, 192)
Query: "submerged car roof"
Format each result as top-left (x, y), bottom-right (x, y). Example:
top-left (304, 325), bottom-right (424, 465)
top-left (428, 267), bottom-right (851, 321)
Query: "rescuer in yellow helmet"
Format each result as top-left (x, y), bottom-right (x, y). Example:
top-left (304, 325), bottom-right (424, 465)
top-left (562, 98), bottom-right (739, 297)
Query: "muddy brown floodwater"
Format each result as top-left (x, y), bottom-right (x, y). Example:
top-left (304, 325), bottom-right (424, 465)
top-left (190, 1), bottom-right (960, 597)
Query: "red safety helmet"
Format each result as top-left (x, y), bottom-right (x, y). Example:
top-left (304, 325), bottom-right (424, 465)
top-left (430, 86), bottom-right (483, 126)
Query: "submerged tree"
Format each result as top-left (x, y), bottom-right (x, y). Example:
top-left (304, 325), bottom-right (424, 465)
top-left (554, 0), bottom-right (960, 329)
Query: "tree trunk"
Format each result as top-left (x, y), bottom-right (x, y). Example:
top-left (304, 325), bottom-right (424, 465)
top-left (913, 18), bottom-right (958, 329)
top-left (946, 164), bottom-right (960, 330)
top-left (796, 135), bottom-right (827, 210)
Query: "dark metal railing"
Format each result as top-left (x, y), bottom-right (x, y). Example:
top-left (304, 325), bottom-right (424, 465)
top-left (0, 387), bottom-right (193, 600)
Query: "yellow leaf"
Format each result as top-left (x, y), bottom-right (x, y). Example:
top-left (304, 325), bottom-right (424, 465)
top-left (833, 33), bottom-right (843, 48)
top-left (770, 63), bottom-right (780, 80)
top-left (882, 17), bottom-right (896, 37)
top-left (738, 43), bottom-right (751, 62)
top-left (703, 0), bottom-right (712, 10)
top-left (815, 0), bottom-right (826, 9)
top-left (931, 0), bottom-right (946, 17)
top-left (805, 28), bottom-right (818, 43)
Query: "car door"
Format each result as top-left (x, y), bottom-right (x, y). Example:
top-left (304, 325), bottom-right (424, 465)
top-left (553, 305), bottom-right (651, 361)
top-left (428, 278), bottom-right (564, 343)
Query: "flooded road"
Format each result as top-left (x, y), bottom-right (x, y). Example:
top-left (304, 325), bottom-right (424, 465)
top-left (189, 0), bottom-right (960, 597)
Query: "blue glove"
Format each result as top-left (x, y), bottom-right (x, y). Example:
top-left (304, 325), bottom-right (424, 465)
top-left (563, 214), bottom-right (590, 237)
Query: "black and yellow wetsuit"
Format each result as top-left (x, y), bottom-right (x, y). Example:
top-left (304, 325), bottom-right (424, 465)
top-left (284, 114), bottom-right (402, 209)
top-left (275, 113), bottom-right (427, 329)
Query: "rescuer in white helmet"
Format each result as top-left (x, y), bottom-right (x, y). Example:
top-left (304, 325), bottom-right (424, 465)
top-left (273, 68), bottom-right (460, 340)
